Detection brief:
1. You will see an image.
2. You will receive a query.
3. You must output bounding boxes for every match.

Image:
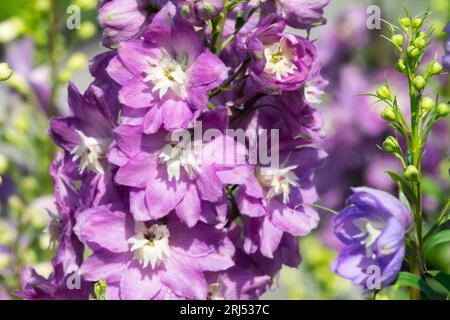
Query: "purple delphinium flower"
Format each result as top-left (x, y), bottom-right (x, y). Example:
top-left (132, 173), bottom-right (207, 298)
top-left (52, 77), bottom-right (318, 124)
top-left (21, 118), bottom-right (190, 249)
top-left (49, 83), bottom-right (115, 176)
top-left (109, 115), bottom-right (252, 227)
top-left (74, 205), bottom-right (235, 300)
top-left (49, 83), bottom-right (122, 210)
top-left (15, 154), bottom-right (92, 300)
top-left (18, 0), bottom-right (334, 300)
top-left (263, 0), bottom-right (330, 29)
top-left (331, 187), bottom-right (412, 290)
top-left (107, 2), bottom-right (227, 133)
top-left (247, 16), bottom-right (316, 94)
top-left (98, 0), bottom-right (156, 48)
top-left (237, 148), bottom-right (323, 258)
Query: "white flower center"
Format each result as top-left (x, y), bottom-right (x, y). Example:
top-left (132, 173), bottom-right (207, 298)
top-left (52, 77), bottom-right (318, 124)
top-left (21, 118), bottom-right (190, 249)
top-left (305, 83), bottom-right (325, 104)
top-left (128, 223), bottom-right (171, 269)
top-left (256, 165), bottom-right (300, 204)
top-left (144, 48), bottom-right (188, 99)
top-left (264, 40), bottom-right (297, 81)
top-left (354, 219), bottom-right (384, 258)
top-left (45, 211), bottom-right (62, 250)
top-left (159, 141), bottom-right (200, 182)
top-left (71, 130), bottom-right (110, 174)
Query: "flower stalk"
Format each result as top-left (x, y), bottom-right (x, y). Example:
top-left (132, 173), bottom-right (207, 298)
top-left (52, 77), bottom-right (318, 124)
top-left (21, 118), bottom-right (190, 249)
top-left (378, 11), bottom-right (449, 299)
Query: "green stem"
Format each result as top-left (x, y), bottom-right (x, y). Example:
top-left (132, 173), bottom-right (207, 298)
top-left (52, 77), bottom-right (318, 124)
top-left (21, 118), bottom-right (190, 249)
top-left (409, 79), bottom-right (425, 300)
top-left (210, 0), bottom-right (229, 55)
top-left (209, 58), bottom-right (249, 98)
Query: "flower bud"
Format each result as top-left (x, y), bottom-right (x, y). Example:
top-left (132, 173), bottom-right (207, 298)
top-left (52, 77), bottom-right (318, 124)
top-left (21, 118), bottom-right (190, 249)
top-left (0, 63), bottom-right (13, 81)
top-left (77, 21), bottom-right (97, 40)
top-left (75, 0), bottom-right (97, 10)
top-left (179, 2), bottom-right (192, 17)
top-left (8, 195), bottom-right (24, 213)
top-left (381, 107), bottom-right (397, 121)
top-left (404, 165), bottom-right (419, 181)
top-left (412, 18), bottom-right (422, 28)
top-left (436, 102), bottom-right (449, 117)
top-left (421, 96), bottom-right (435, 112)
top-left (396, 59), bottom-right (406, 72)
top-left (391, 34), bottom-right (403, 47)
top-left (413, 76), bottom-right (425, 90)
top-left (0, 154), bottom-right (8, 174)
top-left (399, 17), bottom-right (410, 28)
top-left (376, 85), bottom-right (391, 100)
top-left (0, 18), bottom-right (25, 43)
top-left (414, 37), bottom-right (426, 49)
top-left (67, 52), bottom-right (88, 71)
top-left (429, 61), bottom-right (443, 75)
top-left (196, 0), bottom-right (223, 21)
top-left (35, 0), bottom-right (50, 11)
top-left (382, 136), bottom-right (399, 153)
top-left (407, 45), bottom-right (420, 58)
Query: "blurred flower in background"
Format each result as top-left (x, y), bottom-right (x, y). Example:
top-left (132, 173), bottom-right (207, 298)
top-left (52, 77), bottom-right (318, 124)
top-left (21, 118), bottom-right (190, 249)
top-left (0, 0), bottom-right (98, 299)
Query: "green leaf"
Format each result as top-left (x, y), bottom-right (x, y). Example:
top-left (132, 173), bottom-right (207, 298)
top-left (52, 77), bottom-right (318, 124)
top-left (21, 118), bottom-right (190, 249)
top-left (395, 272), bottom-right (440, 299)
top-left (421, 176), bottom-right (444, 200)
top-left (427, 271), bottom-right (450, 292)
top-left (399, 190), bottom-right (412, 213)
top-left (424, 230), bottom-right (450, 258)
top-left (234, 9), bottom-right (245, 33)
top-left (89, 279), bottom-right (107, 300)
top-left (386, 170), bottom-right (417, 204)
top-left (207, 101), bottom-right (216, 110)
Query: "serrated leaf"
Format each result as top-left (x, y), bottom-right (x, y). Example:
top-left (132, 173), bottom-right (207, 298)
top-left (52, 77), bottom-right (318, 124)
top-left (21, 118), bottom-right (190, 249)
top-left (424, 230), bottom-right (450, 258)
top-left (395, 272), bottom-right (440, 299)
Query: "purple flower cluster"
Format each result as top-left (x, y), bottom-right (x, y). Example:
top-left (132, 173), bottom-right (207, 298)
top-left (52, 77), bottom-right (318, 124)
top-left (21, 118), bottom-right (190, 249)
top-left (17, 1), bottom-right (330, 300)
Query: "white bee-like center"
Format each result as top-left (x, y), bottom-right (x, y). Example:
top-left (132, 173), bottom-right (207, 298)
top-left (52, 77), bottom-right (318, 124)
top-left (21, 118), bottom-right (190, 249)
top-left (128, 223), bottom-right (171, 269)
top-left (264, 40), bottom-right (297, 81)
top-left (71, 130), bottom-right (110, 174)
top-left (354, 219), bottom-right (384, 258)
top-left (144, 48), bottom-right (188, 99)
top-left (159, 141), bottom-right (200, 182)
top-left (256, 165), bottom-right (300, 204)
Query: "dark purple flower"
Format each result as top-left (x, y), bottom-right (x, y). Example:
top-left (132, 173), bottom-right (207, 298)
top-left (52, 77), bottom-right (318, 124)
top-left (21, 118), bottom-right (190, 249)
top-left (49, 83), bottom-right (116, 175)
top-left (247, 17), bottom-right (316, 94)
top-left (74, 205), bottom-right (235, 299)
top-left (331, 187), bottom-right (412, 290)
